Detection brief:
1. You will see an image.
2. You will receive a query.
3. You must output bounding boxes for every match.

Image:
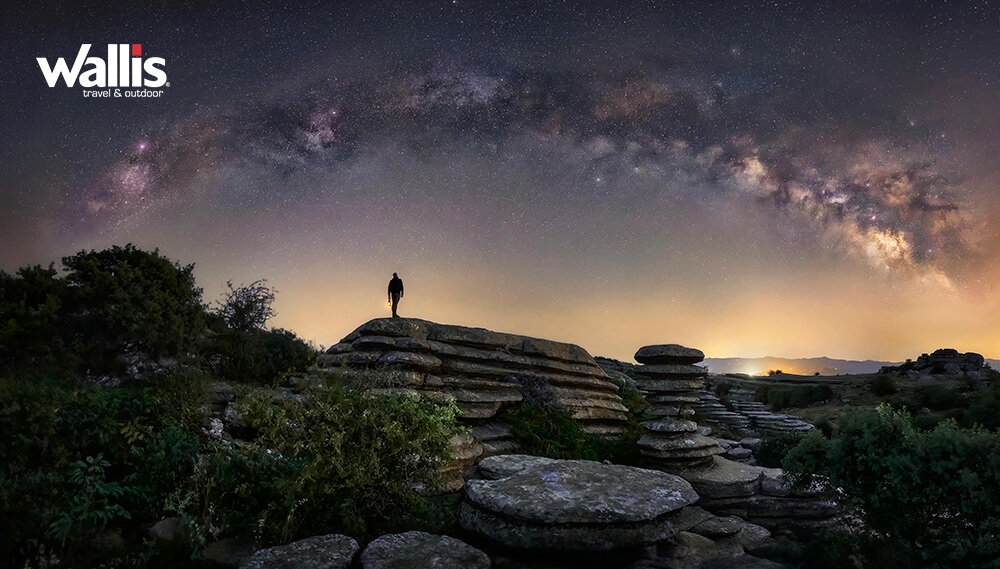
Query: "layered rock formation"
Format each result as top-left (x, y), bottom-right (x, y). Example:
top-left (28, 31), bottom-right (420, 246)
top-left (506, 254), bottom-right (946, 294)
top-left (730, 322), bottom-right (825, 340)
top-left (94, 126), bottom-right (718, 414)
top-left (459, 455), bottom-right (701, 552)
top-left (632, 345), bottom-right (726, 471)
top-left (880, 348), bottom-right (990, 379)
top-left (316, 318), bottom-right (627, 437)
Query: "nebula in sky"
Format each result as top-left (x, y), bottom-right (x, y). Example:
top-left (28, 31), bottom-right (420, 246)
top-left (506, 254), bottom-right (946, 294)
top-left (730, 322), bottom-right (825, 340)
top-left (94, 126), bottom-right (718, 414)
top-left (2, 1), bottom-right (998, 361)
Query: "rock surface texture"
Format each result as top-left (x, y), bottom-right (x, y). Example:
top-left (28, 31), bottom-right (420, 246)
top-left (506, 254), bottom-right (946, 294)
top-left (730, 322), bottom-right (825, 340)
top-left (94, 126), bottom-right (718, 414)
top-left (459, 454), bottom-right (701, 551)
top-left (359, 531), bottom-right (490, 569)
top-left (239, 534), bottom-right (358, 569)
top-left (880, 348), bottom-right (990, 380)
top-left (317, 318), bottom-right (627, 434)
top-left (632, 345), bottom-right (726, 471)
top-left (317, 318), bottom-right (627, 489)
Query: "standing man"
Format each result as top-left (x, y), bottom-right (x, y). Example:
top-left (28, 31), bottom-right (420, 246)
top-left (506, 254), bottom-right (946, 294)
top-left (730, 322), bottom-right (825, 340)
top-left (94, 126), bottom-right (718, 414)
top-left (387, 272), bottom-right (404, 318)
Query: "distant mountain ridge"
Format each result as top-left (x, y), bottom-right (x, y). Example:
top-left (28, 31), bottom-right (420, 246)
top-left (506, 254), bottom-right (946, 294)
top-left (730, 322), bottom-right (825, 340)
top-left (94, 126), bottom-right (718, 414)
top-left (704, 356), bottom-right (896, 376)
top-left (703, 356), bottom-right (1000, 376)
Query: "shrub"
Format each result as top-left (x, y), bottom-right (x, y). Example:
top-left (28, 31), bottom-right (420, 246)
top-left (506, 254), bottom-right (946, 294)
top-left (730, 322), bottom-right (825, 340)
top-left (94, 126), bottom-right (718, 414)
top-left (0, 372), bottom-right (207, 568)
top-left (757, 384), bottom-right (833, 411)
top-left (754, 432), bottom-right (806, 468)
top-left (212, 376), bottom-right (463, 540)
top-left (784, 404), bottom-right (1000, 568)
top-left (208, 327), bottom-right (317, 385)
top-left (0, 245), bottom-right (207, 378)
top-left (870, 374), bottom-right (898, 396)
top-left (498, 377), bottom-right (650, 465)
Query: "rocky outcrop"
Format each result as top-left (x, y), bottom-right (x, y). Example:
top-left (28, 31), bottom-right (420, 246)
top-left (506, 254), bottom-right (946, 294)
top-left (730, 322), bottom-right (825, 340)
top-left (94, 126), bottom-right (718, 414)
top-left (631, 345), bottom-right (726, 471)
top-left (359, 531), bottom-right (490, 569)
top-left (880, 348), bottom-right (990, 379)
top-left (239, 534), bottom-right (358, 569)
top-left (459, 454), bottom-right (701, 552)
top-left (683, 462), bottom-right (842, 539)
top-left (317, 319), bottom-right (627, 436)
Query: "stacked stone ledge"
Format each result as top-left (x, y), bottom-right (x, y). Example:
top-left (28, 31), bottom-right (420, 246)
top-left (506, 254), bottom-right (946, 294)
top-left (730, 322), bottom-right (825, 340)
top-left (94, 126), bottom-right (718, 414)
top-left (314, 318), bottom-right (628, 488)
top-left (633, 345), bottom-right (726, 471)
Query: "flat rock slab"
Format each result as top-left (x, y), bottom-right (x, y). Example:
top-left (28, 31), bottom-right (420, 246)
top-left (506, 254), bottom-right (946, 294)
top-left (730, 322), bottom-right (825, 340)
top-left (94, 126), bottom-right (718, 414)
top-left (473, 454), bottom-right (561, 481)
top-left (635, 345), bottom-right (706, 365)
top-left (679, 456), bottom-right (764, 499)
top-left (240, 534), bottom-right (358, 569)
top-left (460, 457), bottom-right (701, 551)
top-left (360, 531), bottom-right (490, 569)
top-left (465, 459), bottom-right (698, 524)
top-left (459, 499), bottom-right (707, 553)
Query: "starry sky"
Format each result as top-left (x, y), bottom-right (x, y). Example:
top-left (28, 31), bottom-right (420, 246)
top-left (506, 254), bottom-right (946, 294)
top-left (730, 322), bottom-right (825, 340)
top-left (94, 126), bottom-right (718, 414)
top-left (2, 0), bottom-right (999, 362)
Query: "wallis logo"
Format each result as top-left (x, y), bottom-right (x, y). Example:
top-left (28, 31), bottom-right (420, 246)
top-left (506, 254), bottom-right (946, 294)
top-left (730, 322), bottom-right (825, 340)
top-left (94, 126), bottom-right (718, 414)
top-left (37, 44), bottom-right (168, 96)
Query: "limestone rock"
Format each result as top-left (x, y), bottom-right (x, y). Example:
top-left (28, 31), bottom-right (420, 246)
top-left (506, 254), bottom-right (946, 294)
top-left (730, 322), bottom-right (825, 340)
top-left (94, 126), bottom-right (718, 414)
top-left (149, 517), bottom-right (186, 544)
top-left (240, 534), bottom-right (358, 569)
top-left (679, 456), bottom-right (763, 499)
top-left (470, 454), bottom-right (561, 481)
top-left (459, 456), bottom-right (700, 551)
top-left (359, 531), bottom-right (489, 569)
top-left (317, 318), bottom-right (625, 435)
top-left (635, 345), bottom-right (706, 365)
top-left (632, 347), bottom-right (725, 471)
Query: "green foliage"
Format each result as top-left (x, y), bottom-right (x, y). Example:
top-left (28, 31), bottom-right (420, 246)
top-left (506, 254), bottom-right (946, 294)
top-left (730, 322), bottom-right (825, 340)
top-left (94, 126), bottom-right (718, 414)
top-left (0, 372), bottom-right (207, 568)
top-left (912, 384), bottom-right (966, 411)
top-left (0, 245), bottom-right (206, 377)
top-left (45, 454), bottom-right (136, 547)
top-left (500, 403), bottom-right (603, 460)
top-left (754, 432), bottom-right (806, 468)
top-left (208, 376), bottom-right (463, 540)
top-left (499, 380), bottom-right (650, 465)
top-left (870, 373), bottom-right (898, 396)
top-left (756, 384), bottom-right (833, 411)
top-left (781, 429), bottom-right (830, 480)
top-left (207, 327), bottom-right (316, 385)
top-left (785, 404), bottom-right (1000, 568)
top-left (61, 244), bottom-right (206, 373)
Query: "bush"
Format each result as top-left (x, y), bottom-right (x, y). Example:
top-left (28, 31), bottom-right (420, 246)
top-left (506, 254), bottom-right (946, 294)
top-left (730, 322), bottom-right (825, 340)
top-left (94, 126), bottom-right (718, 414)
top-left (754, 432), bottom-right (806, 468)
top-left (207, 327), bottom-right (317, 385)
top-left (0, 372), bottom-right (207, 568)
top-left (784, 404), bottom-right (1000, 568)
top-left (0, 245), bottom-right (206, 378)
top-left (213, 376), bottom-right (462, 539)
top-left (498, 377), bottom-right (650, 465)
top-left (870, 374), bottom-right (898, 396)
top-left (756, 384), bottom-right (833, 411)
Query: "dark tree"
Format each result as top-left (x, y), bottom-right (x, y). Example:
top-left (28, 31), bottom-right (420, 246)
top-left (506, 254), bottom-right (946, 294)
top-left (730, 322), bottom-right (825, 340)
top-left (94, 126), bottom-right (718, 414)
top-left (61, 244), bottom-right (206, 373)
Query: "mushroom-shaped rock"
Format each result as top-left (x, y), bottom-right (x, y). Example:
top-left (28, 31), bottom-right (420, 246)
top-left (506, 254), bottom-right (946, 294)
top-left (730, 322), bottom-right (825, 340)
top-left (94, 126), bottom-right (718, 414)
top-left (240, 534), bottom-right (358, 569)
top-left (459, 456), bottom-right (701, 551)
top-left (359, 531), bottom-right (490, 569)
top-left (634, 345), bottom-right (705, 365)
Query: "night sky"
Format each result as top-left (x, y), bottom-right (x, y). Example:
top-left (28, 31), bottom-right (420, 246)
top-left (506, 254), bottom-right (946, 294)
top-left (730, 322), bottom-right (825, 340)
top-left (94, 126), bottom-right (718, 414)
top-left (2, 1), bottom-right (998, 361)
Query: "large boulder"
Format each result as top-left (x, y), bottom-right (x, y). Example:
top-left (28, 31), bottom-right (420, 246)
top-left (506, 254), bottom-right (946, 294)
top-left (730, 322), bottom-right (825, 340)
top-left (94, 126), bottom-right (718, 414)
top-left (459, 455), bottom-right (701, 551)
top-left (359, 531), bottom-right (490, 569)
top-left (239, 534), bottom-right (358, 569)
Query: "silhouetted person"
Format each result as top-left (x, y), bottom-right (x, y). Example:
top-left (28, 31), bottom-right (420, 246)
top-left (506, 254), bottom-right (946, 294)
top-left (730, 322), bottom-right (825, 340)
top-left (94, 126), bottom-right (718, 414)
top-left (387, 272), bottom-right (404, 318)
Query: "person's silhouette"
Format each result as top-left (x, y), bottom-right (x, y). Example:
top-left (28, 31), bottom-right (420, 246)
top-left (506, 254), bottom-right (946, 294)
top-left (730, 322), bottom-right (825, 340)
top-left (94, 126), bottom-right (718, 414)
top-left (387, 272), bottom-right (404, 318)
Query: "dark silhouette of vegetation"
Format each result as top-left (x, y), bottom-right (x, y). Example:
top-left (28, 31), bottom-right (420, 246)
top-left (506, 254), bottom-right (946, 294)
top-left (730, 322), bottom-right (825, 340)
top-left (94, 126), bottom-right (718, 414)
top-left (784, 405), bottom-right (1000, 568)
top-left (870, 373), bottom-right (898, 396)
top-left (216, 279), bottom-right (276, 332)
top-left (755, 384), bottom-right (833, 410)
top-left (0, 245), bottom-right (205, 378)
